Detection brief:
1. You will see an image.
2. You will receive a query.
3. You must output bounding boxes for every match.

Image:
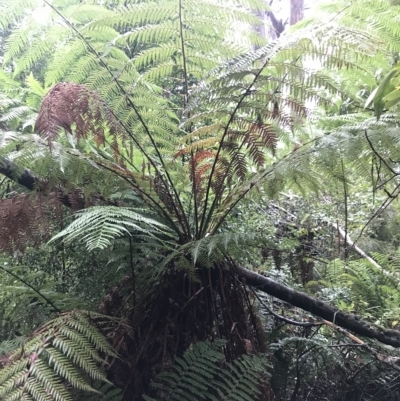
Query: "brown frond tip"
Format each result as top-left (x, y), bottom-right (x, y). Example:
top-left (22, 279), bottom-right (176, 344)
top-left (212, 157), bottom-right (230, 196)
top-left (35, 82), bottom-right (124, 147)
top-left (235, 120), bottom-right (278, 156)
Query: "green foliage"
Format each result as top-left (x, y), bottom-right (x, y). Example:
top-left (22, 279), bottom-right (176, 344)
top-left (143, 340), bottom-right (270, 401)
top-left (0, 310), bottom-right (120, 401)
top-left (49, 206), bottom-right (174, 251)
top-left (3, 0), bottom-right (400, 400)
top-left (0, 257), bottom-right (79, 342)
top-left (0, 241), bottom-right (130, 348)
top-left (366, 60), bottom-right (400, 117)
top-left (0, 0), bottom-right (387, 245)
top-left (79, 384), bottom-right (122, 401)
top-left (318, 254), bottom-right (400, 325)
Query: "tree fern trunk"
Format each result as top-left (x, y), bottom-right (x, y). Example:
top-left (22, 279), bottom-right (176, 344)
top-left (99, 262), bottom-right (271, 400)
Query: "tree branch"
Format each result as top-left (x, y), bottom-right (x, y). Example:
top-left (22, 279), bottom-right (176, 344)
top-left (0, 155), bottom-right (37, 190)
top-left (0, 155), bottom-right (82, 209)
top-left (336, 225), bottom-right (398, 281)
top-left (236, 264), bottom-right (400, 347)
top-left (267, 11), bottom-right (285, 38)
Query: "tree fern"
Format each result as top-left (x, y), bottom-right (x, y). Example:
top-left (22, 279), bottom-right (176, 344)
top-left (1, 0), bottom-right (386, 243)
top-left (3, 1), bottom-right (400, 399)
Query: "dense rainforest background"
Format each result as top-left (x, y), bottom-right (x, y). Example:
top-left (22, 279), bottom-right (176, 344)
top-left (3, 0), bottom-right (400, 400)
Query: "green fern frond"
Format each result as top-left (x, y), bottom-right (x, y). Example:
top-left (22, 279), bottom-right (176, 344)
top-left (49, 206), bottom-right (173, 251)
top-left (0, 338), bottom-right (27, 357)
top-left (73, 382), bottom-right (122, 401)
top-left (302, 0), bottom-right (400, 52)
top-left (159, 232), bottom-right (274, 270)
top-left (0, 311), bottom-right (118, 401)
top-left (318, 253), bottom-right (400, 323)
top-left (144, 340), bottom-right (269, 401)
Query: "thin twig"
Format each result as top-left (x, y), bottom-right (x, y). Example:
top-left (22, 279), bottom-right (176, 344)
top-left (341, 159), bottom-right (349, 260)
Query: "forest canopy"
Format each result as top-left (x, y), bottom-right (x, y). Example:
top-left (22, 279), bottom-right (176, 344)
top-left (1, 0), bottom-right (400, 400)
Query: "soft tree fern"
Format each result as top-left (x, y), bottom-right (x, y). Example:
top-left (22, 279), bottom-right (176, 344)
top-left (1, 0), bottom-right (400, 400)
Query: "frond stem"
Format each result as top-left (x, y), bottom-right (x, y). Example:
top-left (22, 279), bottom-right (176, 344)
top-left (0, 265), bottom-right (61, 313)
top-left (211, 182), bottom-right (255, 234)
top-left (199, 59), bottom-right (273, 237)
top-left (94, 159), bottom-right (184, 240)
top-left (177, 0), bottom-right (198, 236)
top-left (365, 130), bottom-right (398, 176)
top-left (349, 183), bottom-right (400, 250)
top-left (191, 150), bottom-right (199, 236)
top-left (42, 0), bottom-right (190, 237)
top-left (178, 0), bottom-right (189, 107)
top-left (341, 159), bottom-right (349, 260)
top-left (204, 54), bottom-right (303, 236)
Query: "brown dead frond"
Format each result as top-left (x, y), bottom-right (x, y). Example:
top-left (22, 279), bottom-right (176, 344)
top-left (189, 150), bottom-right (214, 203)
top-left (0, 190), bottom-right (87, 253)
top-left (0, 194), bottom-right (52, 252)
top-left (35, 82), bottom-right (125, 155)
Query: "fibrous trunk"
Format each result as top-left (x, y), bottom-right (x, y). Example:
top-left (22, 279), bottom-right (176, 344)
top-left (99, 261), bottom-right (268, 399)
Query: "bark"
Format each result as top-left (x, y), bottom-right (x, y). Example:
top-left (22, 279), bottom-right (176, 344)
top-left (290, 0), bottom-right (304, 26)
top-left (0, 155), bottom-right (37, 190)
top-left (267, 11), bottom-right (285, 38)
top-left (237, 264), bottom-right (400, 347)
top-left (0, 155), bottom-right (83, 209)
top-left (255, 7), bottom-right (268, 40)
top-left (253, 2), bottom-right (285, 44)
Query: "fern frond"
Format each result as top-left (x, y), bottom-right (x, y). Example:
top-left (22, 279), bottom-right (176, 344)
top-left (34, 82), bottom-right (123, 146)
top-left (49, 206), bottom-right (173, 251)
top-left (0, 311), bottom-right (118, 401)
top-left (144, 340), bottom-right (269, 401)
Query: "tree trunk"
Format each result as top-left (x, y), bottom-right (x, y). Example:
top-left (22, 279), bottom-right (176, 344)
top-left (101, 263), bottom-right (269, 399)
top-left (290, 0), bottom-right (304, 26)
top-left (253, 1), bottom-right (285, 44)
top-left (0, 155), bottom-right (37, 190)
top-left (255, 7), bottom-right (267, 40)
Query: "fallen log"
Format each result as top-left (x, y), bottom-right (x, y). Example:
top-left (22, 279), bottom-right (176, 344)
top-left (237, 264), bottom-right (400, 348)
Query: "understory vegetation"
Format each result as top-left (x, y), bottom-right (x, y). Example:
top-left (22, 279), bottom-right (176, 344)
top-left (2, 0), bottom-right (400, 400)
